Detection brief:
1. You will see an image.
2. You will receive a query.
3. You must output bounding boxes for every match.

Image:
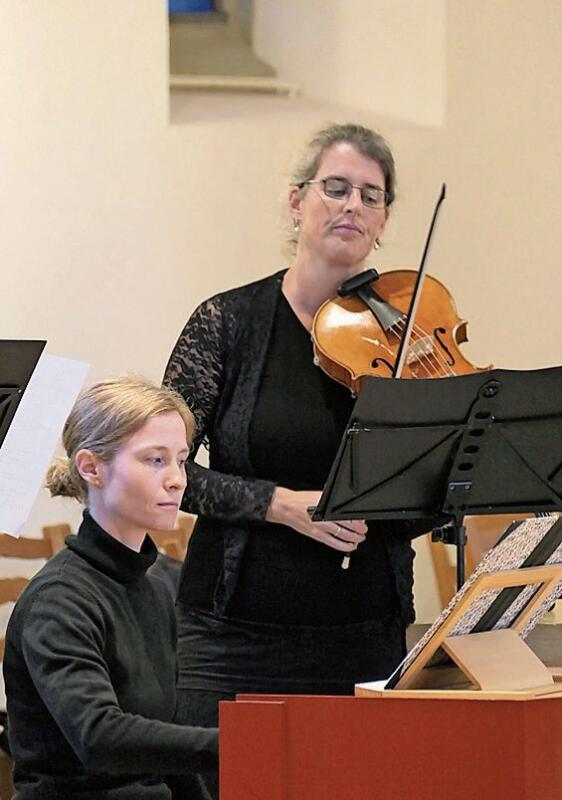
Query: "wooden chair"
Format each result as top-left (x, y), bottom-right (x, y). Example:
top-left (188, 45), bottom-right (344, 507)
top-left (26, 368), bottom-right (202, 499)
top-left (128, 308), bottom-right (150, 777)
top-left (41, 523), bottom-right (71, 555)
top-left (0, 531), bottom-right (60, 800)
top-left (0, 534), bottom-right (56, 660)
top-left (429, 513), bottom-right (534, 608)
top-left (42, 515), bottom-right (197, 562)
top-left (149, 514), bottom-right (196, 561)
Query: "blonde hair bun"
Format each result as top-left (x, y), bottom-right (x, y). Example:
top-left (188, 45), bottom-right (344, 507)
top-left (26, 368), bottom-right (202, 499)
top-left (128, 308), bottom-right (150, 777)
top-left (45, 456), bottom-right (82, 500)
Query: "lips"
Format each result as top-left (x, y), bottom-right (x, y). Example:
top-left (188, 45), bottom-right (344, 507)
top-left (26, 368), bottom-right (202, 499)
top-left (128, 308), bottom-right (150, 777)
top-left (332, 223), bottom-right (363, 234)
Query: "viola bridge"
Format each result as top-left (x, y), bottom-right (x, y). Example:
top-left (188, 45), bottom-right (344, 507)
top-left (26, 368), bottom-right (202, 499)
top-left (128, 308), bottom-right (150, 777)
top-left (406, 336), bottom-right (435, 365)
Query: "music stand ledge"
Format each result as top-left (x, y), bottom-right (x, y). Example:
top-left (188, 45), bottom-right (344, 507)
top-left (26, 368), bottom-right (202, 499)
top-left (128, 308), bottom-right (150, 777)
top-left (357, 563), bottom-right (562, 698)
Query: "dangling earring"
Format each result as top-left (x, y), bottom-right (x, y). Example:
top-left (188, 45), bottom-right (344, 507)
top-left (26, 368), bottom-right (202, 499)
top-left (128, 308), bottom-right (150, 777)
top-left (373, 237), bottom-right (381, 251)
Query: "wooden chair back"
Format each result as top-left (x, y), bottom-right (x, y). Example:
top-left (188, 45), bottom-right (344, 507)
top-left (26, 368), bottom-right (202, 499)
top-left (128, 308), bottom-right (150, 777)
top-left (149, 514), bottom-right (196, 561)
top-left (42, 515), bottom-right (197, 563)
top-left (0, 533), bottom-right (56, 661)
top-left (429, 513), bottom-right (534, 608)
top-left (0, 531), bottom-right (61, 798)
top-left (41, 523), bottom-right (71, 554)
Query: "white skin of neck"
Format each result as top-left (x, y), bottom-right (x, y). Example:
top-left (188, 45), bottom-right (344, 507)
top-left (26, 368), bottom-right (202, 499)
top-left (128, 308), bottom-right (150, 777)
top-left (282, 253), bottom-right (364, 331)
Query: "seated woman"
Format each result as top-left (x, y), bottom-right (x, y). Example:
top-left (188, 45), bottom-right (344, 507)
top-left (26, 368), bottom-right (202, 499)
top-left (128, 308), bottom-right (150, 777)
top-left (3, 376), bottom-right (218, 800)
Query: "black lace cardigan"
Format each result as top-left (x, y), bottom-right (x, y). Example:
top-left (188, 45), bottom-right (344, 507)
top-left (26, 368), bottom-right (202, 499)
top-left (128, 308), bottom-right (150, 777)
top-left (164, 270), bottom-right (419, 625)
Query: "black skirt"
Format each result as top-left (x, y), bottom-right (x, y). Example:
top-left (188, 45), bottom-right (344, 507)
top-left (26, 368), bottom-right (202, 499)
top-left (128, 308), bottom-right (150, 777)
top-left (175, 606), bottom-right (406, 696)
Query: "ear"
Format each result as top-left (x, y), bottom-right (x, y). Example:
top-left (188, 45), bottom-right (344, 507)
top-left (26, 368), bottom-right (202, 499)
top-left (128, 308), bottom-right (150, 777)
top-left (382, 203), bottom-right (392, 228)
top-left (376, 207), bottom-right (389, 239)
top-left (75, 449), bottom-right (104, 489)
top-left (288, 185), bottom-right (303, 227)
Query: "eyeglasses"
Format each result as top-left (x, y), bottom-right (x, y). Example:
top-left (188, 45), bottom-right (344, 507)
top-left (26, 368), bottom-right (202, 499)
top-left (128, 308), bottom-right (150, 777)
top-left (297, 177), bottom-right (389, 209)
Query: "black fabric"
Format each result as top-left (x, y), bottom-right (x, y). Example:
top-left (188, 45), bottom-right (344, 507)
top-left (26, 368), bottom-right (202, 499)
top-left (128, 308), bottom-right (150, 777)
top-left (232, 293), bottom-right (399, 624)
top-left (3, 511), bottom-right (218, 800)
top-left (173, 690), bottom-right (231, 800)
top-left (164, 271), bottom-right (432, 695)
top-left (176, 608), bottom-right (406, 694)
top-left (147, 553), bottom-right (183, 602)
top-left (249, 292), bottom-right (355, 490)
top-left (164, 270), bottom-right (424, 627)
top-left (0, 710), bottom-right (10, 756)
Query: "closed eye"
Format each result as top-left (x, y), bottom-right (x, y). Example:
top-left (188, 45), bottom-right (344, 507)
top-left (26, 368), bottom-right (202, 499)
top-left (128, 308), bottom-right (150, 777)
top-left (327, 186), bottom-right (348, 197)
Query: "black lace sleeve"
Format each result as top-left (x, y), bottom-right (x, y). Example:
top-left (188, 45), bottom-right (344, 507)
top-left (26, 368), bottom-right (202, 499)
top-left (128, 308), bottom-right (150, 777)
top-left (164, 295), bottom-right (275, 523)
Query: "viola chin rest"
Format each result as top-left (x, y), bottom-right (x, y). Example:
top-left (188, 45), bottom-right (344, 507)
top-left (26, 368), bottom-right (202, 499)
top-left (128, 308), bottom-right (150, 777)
top-left (338, 268), bottom-right (379, 298)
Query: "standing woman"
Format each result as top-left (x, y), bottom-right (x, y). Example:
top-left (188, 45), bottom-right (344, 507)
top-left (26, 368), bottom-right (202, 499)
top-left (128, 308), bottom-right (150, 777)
top-left (165, 124), bottom-right (427, 778)
top-left (3, 376), bottom-right (218, 800)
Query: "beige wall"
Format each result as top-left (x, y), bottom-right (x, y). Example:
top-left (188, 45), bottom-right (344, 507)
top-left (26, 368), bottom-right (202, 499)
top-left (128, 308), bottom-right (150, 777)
top-left (1, 1), bottom-right (561, 620)
top-left (255, 0), bottom-right (447, 127)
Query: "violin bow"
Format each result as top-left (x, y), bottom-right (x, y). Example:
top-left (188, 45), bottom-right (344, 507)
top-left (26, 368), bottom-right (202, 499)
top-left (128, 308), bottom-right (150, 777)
top-left (392, 183), bottom-right (447, 378)
top-left (341, 184), bottom-right (446, 571)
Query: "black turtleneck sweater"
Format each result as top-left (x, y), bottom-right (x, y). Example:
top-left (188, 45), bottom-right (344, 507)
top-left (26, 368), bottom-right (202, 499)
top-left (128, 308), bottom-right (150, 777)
top-left (3, 512), bottom-right (218, 800)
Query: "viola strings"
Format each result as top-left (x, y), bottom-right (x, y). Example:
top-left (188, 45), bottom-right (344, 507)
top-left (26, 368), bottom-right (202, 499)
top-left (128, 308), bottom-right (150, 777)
top-left (389, 317), bottom-right (456, 378)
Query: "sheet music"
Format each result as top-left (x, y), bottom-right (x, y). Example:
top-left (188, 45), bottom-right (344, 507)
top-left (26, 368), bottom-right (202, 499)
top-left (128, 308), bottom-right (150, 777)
top-left (383, 515), bottom-right (561, 689)
top-left (0, 353), bottom-right (89, 536)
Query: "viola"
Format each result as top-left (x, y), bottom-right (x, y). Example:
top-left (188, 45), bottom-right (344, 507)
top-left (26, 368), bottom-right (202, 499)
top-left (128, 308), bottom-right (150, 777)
top-left (312, 184), bottom-right (489, 395)
top-left (312, 270), bottom-right (490, 395)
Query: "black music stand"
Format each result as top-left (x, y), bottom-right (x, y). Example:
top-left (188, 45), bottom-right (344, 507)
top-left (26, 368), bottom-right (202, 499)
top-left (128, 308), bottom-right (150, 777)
top-left (0, 340), bottom-right (46, 449)
top-left (312, 366), bottom-right (562, 588)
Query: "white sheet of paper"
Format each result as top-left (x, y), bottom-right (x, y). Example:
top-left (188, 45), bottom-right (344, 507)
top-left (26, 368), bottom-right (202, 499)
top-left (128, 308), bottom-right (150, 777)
top-left (0, 353), bottom-right (89, 536)
top-left (355, 679), bottom-right (388, 693)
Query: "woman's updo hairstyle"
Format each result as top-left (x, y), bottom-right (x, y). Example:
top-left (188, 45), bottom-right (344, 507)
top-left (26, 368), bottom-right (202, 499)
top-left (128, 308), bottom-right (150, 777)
top-left (45, 375), bottom-right (195, 504)
top-left (291, 122), bottom-right (396, 206)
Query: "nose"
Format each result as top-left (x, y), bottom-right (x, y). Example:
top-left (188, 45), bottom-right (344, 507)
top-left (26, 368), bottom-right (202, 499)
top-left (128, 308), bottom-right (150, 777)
top-left (165, 462), bottom-right (187, 492)
top-left (342, 185), bottom-right (362, 213)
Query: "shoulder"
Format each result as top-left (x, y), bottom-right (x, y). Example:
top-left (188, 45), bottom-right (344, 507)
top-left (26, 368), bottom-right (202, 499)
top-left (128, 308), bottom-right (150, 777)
top-left (16, 548), bottom-right (80, 596)
top-left (168, 271), bottom-right (285, 365)
top-left (215, 269), bottom-right (285, 302)
top-left (7, 551), bottom-right (107, 653)
top-left (12, 549), bottom-right (103, 620)
top-left (195, 270), bottom-right (285, 317)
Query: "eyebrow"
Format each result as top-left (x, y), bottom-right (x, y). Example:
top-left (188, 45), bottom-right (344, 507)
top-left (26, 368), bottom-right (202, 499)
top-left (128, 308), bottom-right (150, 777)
top-left (325, 175), bottom-right (384, 191)
top-left (138, 445), bottom-right (189, 455)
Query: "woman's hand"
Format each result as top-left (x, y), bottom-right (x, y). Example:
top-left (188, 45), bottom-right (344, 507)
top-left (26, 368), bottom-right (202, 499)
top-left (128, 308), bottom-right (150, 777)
top-left (265, 487), bottom-right (367, 553)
